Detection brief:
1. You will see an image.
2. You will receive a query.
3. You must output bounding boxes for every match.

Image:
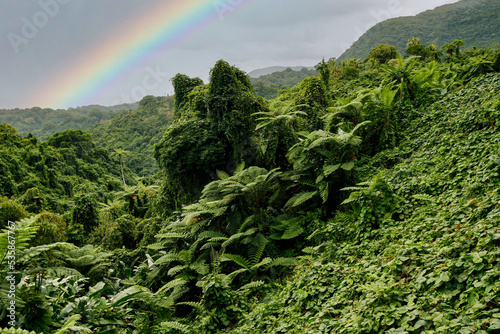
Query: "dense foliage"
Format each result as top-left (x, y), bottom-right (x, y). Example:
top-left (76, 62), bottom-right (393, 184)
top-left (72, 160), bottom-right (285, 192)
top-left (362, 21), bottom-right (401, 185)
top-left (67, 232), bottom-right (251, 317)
top-left (1, 41), bottom-right (500, 333)
top-left (0, 103), bottom-right (138, 140)
top-left (89, 96), bottom-right (174, 176)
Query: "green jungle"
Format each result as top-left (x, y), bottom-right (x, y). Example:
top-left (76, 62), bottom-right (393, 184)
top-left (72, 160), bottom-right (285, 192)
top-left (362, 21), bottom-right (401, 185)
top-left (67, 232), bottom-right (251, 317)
top-left (1, 26), bottom-right (500, 334)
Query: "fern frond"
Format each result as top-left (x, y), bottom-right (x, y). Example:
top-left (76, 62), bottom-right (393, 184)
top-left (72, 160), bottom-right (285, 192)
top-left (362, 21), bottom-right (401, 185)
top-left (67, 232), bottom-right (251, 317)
top-left (250, 257), bottom-right (272, 271)
top-left (17, 242), bottom-right (77, 264)
top-left (282, 223), bottom-right (304, 240)
top-left (177, 301), bottom-right (203, 311)
top-left (271, 257), bottom-right (298, 267)
top-left (237, 215), bottom-right (255, 233)
top-left (146, 243), bottom-right (165, 250)
top-left (168, 265), bottom-right (188, 276)
top-left (319, 182), bottom-right (329, 204)
top-left (0, 217), bottom-right (38, 259)
top-left (154, 252), bottom-right (181, 266)
top-left (158, 278), bottom-right (188, 293)
top-left (216, 169), bottom-right (230, 180)
top-left (190, 261), bottom-right (209, 276)
top-left (221, 253), bottom-right (251, 270)
top-left (285, 191), bottom-right (318, 209)
top-left (160, 321), bottom-right (190, 333)
top-left (323, 164), bottom-right (341, 177)
top-left (238, 280), bottom-right (265, 291)
top-left (156, 232), bottom-right (187, 239)
top-left (198, 231), bottom-right (226, 239)
top-left (412, 194), bottom-right (436, 202)
top-left (200, 242), bottom-right (221, 251)
top-left (224, 268), bottom-right (248, 285)
top-left (44, 267), bottom-right (84, 279)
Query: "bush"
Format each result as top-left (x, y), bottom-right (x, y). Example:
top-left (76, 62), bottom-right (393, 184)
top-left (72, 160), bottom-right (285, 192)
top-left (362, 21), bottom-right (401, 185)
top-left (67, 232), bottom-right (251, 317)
top-left (0, 197), bottom-right (28, 228)
top-left (90, 214), bottom-right (139, 249)
top-left (31, 211), bottom-right (67, 246)
top-left (20, 188), bottom-right (45, 213)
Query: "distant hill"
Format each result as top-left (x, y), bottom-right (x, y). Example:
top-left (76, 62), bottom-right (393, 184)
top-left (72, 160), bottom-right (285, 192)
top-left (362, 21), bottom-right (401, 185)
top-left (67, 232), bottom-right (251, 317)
top-left (250, 67), bottom-right (317, 99)
top-left (248, 66), bottom-right (314, 78)
top-left (0, 102), bottom-right (139, 140)
top-left (70, 102), bottom-right (139, 112)
top-left (338, 0), bottom-right (500, 61)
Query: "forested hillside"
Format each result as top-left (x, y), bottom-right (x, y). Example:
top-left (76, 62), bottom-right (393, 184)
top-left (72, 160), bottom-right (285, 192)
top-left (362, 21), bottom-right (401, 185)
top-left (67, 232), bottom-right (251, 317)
top-left (89, 95), bottom-right (174, 176)
top-left (250, 67), bottom-right (318, 99)
top-left (339, 0), bottom-right (499, 61)
top-left (0, 42), bottom-right (499, 333)
top-left (0, 103), bottom-right (138, 140)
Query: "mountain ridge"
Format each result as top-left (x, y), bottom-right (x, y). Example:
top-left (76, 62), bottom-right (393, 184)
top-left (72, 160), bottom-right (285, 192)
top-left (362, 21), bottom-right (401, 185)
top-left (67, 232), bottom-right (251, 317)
top-left (338, 0), bottom-right (499, 61)
top-left (248, 65), bottom-right (315, 78)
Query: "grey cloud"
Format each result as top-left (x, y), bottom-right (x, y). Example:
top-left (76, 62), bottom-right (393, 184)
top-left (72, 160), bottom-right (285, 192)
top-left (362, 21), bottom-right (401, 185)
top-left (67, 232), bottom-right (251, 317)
top-left (0, 0), bottom-right (459, 109)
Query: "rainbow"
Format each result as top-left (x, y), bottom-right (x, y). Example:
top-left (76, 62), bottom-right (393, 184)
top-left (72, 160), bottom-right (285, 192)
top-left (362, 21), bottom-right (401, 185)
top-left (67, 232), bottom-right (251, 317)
top-left (35, 0), bottom-right (255, 109)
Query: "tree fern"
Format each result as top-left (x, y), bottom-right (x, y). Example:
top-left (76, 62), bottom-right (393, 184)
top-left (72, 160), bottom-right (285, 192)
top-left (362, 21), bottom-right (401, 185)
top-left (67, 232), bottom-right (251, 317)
top-left (0, 217), bottom-right (38, 259)
top-left (17, 242), bottom-right (77, 264)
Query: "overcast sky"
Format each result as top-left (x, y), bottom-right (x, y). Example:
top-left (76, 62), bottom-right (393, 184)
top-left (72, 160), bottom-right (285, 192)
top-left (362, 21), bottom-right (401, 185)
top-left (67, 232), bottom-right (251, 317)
top-left (0, 0), bottom-right (459, 109)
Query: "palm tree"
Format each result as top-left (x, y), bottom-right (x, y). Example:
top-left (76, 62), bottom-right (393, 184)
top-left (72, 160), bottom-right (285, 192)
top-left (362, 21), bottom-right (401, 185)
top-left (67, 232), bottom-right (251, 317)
top-left (442, 39), bottom-right (465, 58)
top-left (111, 148), bottom-right (131, 187)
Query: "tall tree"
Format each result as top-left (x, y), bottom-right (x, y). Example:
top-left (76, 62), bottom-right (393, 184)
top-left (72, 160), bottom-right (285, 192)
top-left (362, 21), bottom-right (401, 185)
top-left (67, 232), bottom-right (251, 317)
top-left (112, 148), bottom-right (131, 187)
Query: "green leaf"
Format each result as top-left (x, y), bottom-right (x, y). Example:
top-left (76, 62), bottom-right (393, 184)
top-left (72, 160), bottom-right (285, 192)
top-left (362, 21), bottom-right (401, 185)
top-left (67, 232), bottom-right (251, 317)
top-left (414, 320), bottom-right (426, 329)
top-left (341, 161), bottom-right (355, 171)
top-left (467, 292), bottom-right (479, 306)
top-left (284, 191), bottom-right (318, 209)
top-left (489, 319), bottom-right (500, 330)
top-left (323, 164), bottom-right (341, 177)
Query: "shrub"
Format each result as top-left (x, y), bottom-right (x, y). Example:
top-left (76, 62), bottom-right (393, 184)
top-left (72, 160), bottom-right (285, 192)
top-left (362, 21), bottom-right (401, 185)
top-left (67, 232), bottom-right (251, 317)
top-left (31, 211), bottom-right (67, 246)
top-left (0, 197), bottom-right (28, 228)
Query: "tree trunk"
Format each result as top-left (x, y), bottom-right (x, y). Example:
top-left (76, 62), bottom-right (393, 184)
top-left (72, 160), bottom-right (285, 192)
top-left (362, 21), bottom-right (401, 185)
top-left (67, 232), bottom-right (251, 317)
top-left (120, 157), bottom-right (127, 187)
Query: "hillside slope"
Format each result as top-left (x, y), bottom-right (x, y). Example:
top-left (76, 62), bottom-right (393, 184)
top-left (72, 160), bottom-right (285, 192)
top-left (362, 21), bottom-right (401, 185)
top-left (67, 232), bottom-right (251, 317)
top-left (89, 95), bottom-right (174, 177)
top-left (339, 0), bottom-right (500, 61)
top-left (230, 74), bottom-right (500, 332)
top-left (250, 67), bottom-right (317, 99)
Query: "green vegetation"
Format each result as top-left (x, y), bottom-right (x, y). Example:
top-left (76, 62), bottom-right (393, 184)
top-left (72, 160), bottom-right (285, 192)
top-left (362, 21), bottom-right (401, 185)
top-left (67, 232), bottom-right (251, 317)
top-left (1, 41), bottom-right (500, 333)
top-left (250, 67), bottom-right (317, 99)
top-left (0, 103), bottom-right (138, 140)
top-left (89, 96), bottom-right (174, 177)
top-left (339, 0), bottom-right (500, 61)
